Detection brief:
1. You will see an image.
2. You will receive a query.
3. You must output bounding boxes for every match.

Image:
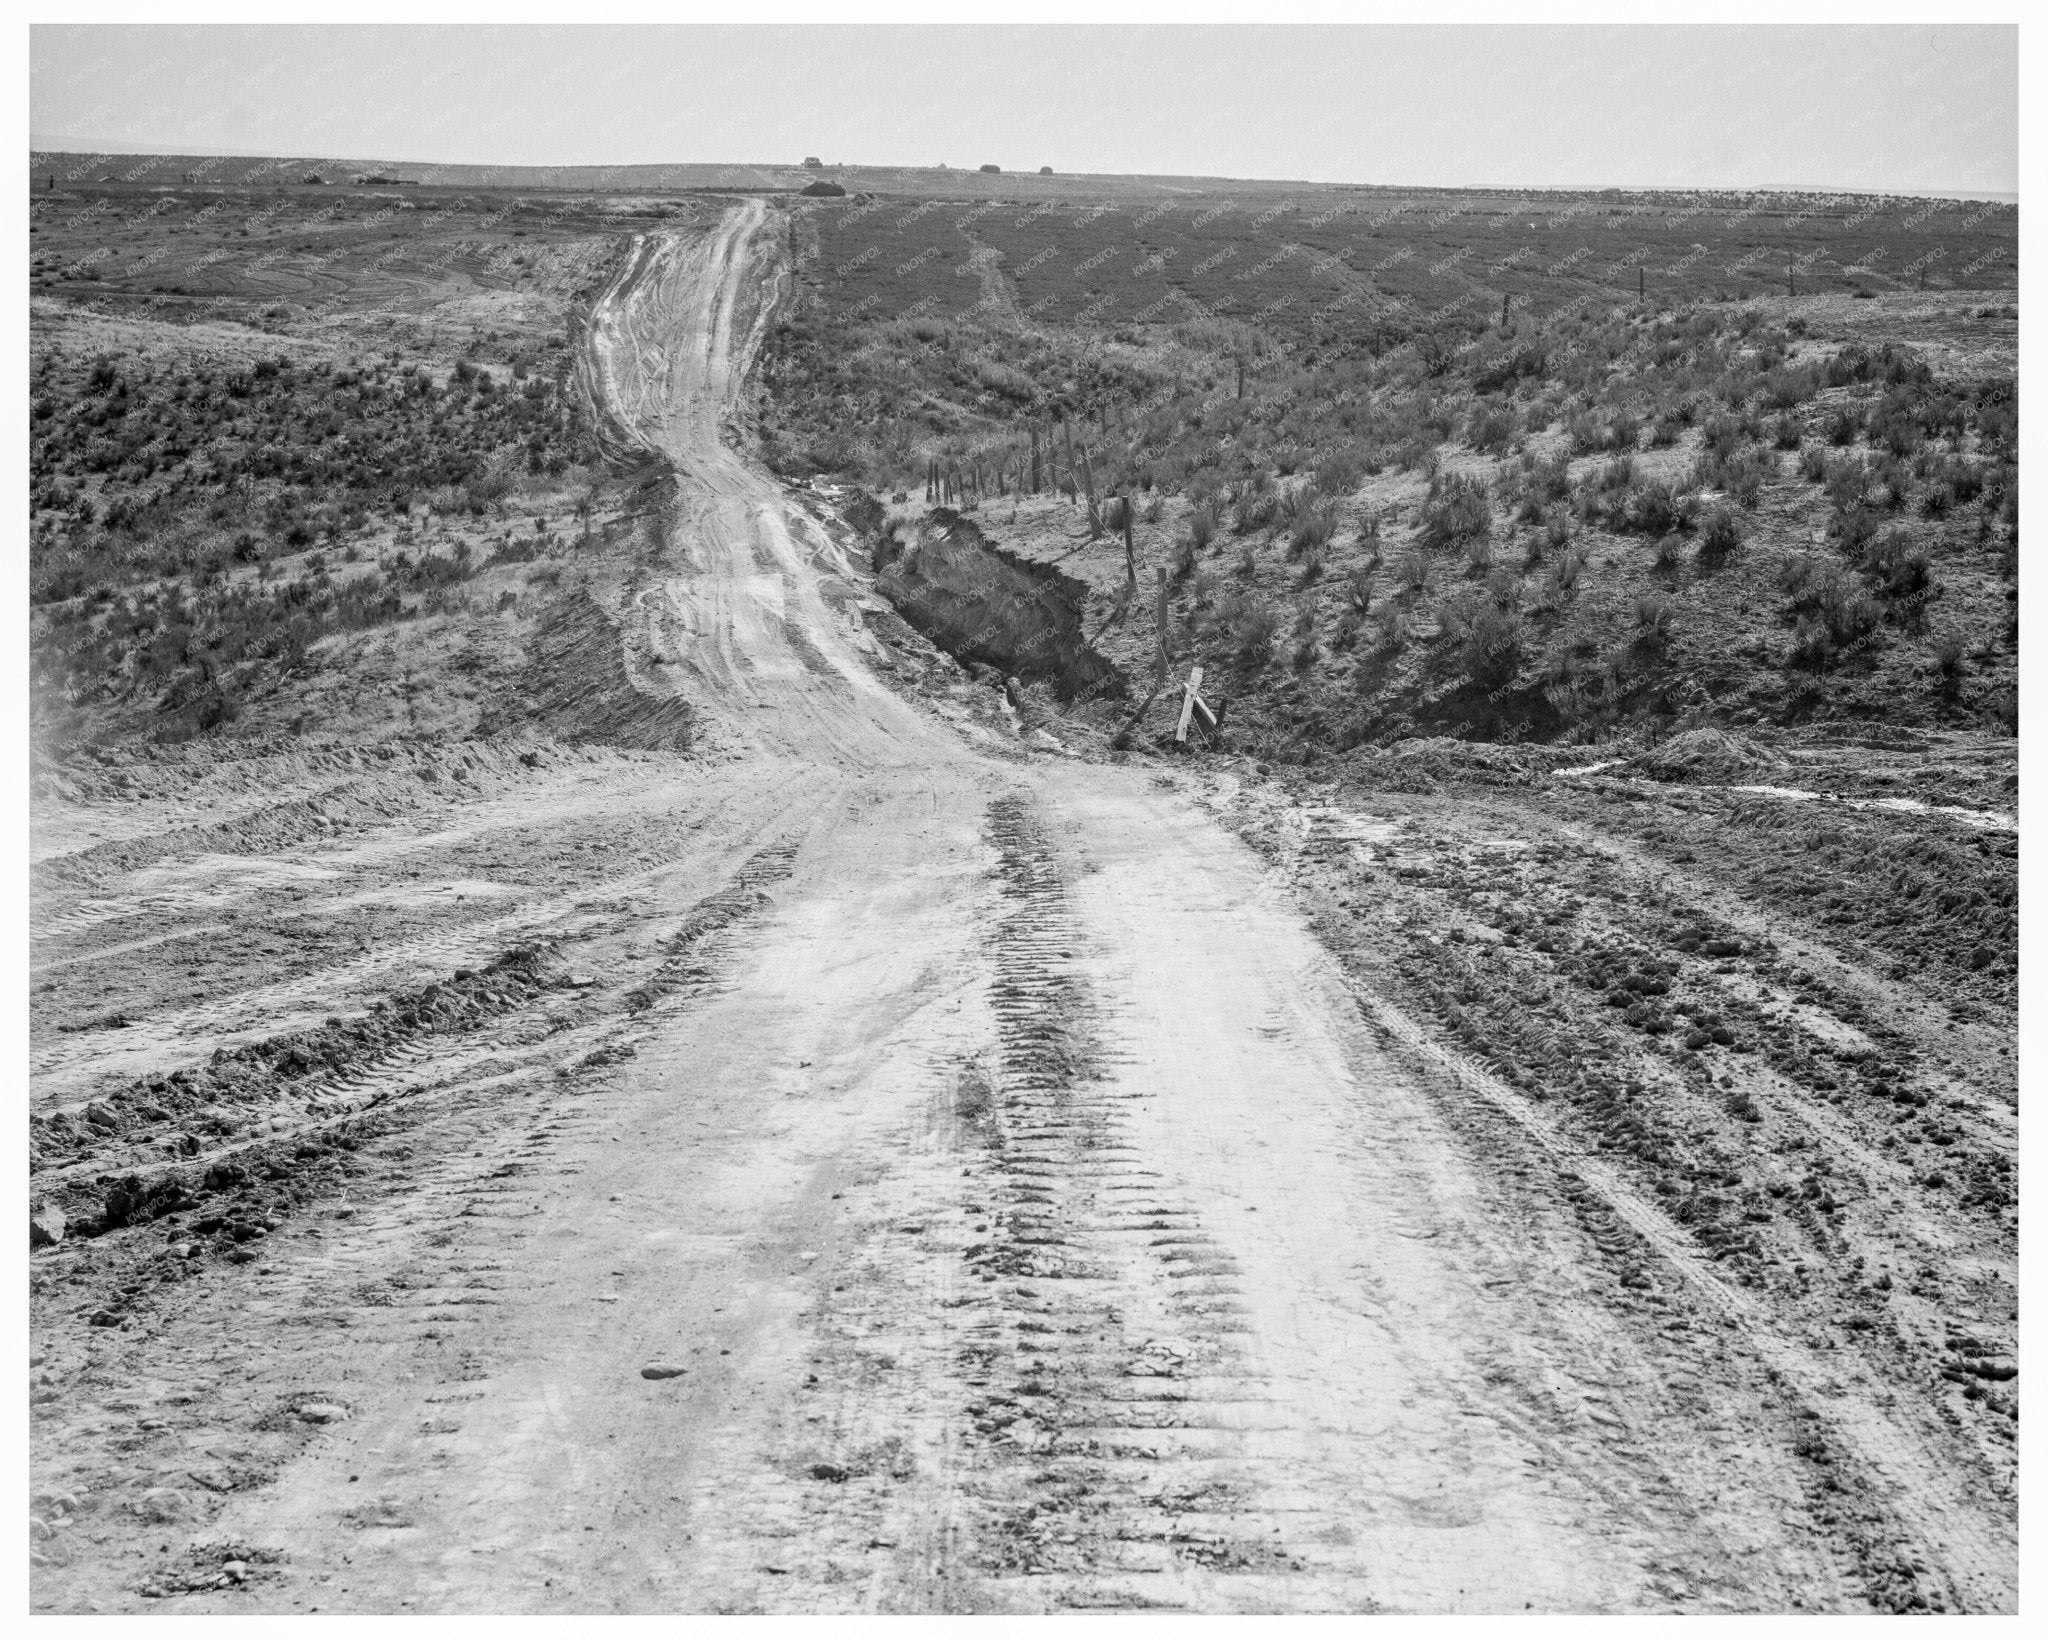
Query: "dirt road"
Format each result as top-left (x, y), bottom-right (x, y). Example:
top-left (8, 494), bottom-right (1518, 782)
top-left (29, 204), bottom-right (2015, 1613)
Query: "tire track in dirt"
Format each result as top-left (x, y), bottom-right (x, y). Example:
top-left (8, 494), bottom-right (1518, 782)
top-left (649, 795), bottom-right (1347, 1613)
top-left (30, 1041), bottom-right (654, 1603)
top-left (28, 764), bottom-right (830, 1108)
top-left (1358, 988), bottom-right (2011, 1615)
top-left (1211, 769), bottom-right (2015, 1613)
top-left (29, 840), bottom-right (809, 1258)
top-left (125, 772), bottom-right (994, 1615)
top-left (938, 794), bottom-right (1346, 1611)
top-left (28, 828), bottom-right (833, 1590)
top-left (956, 233), bottom-right (1025, 329)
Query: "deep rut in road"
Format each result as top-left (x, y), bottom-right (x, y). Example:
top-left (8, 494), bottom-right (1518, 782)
top-left (950, 797), bottom-right (1343, 1610)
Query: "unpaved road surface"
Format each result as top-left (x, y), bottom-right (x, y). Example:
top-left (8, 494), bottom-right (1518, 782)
top-left (30, 203), bottom-right (2016, 1614)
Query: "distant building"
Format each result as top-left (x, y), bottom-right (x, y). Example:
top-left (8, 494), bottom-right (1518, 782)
top-left (979, 163), bottom-right (1001, 174)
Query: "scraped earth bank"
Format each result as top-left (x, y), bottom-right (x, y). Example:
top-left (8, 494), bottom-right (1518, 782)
top-left (871, 508), bottom-right (1121, 705)
top-left (30, 203), bottom-right (2016, 1614)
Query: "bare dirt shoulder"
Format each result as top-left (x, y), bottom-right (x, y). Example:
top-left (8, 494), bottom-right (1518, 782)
top-left (1186, 749), bottom-right (2015, 1612)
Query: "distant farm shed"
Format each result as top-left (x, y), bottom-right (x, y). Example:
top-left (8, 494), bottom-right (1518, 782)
top-left (979, 163), bottom-right (1001, 174)
top-left (801, 179), bottom-right (847, 197)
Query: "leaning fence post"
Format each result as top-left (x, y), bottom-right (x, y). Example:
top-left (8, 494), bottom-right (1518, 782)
top-left (1107, 571), bottom-right (1175, 751)
top-left (1153, 566), bottom-right (1170, 688)
top-left (1176, 664), bottom-right (1206, 742)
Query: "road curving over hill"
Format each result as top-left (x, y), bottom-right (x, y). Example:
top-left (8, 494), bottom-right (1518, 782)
top-left (30, 202), bottom-right (2014, 1615)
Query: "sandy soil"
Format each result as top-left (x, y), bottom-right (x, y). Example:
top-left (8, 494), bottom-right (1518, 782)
top-left (29, 204), bottom-right (2016, 1613)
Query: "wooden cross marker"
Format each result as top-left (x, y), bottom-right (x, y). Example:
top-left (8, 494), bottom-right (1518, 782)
top-left (1175, 665), bottom-right (1217, 743)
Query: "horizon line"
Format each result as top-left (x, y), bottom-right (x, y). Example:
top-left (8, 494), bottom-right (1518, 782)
top-left (26, 139), bottom-right (2018, 207)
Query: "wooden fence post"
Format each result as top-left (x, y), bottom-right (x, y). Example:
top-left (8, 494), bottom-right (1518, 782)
top-left (1106, 570), bottom-right (1173, 750)
top-left (1175, 665), bottom-right (1218, 744)
top-left (1153, 566), bottom-right (1169, 687)
top-left (1125, 496), bottom-right (1141, 605)
top-left (1175, 664), bottom-right (1204, 741)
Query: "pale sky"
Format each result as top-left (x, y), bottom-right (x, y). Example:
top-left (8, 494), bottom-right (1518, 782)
top-left (30, 24), bottom-right (2018, 196)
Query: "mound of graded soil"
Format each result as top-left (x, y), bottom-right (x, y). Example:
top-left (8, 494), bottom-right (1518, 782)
top-left (1633, 727), bottom-right (1789, 783)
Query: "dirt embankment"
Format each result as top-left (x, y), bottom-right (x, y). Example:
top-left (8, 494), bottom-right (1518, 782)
top-left (477, 587), bottom-right (696, 751)
top-left (869, 508), bottom-right (1122, 705)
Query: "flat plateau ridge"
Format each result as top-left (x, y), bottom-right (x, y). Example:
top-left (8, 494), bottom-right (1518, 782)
top-left (29, 204), bottom-right (2015, 1614)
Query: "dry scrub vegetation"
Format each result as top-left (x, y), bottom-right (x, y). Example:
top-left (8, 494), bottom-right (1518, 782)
top-left (766, 214), bottom-right (2017, 754)
top-left (26, 184), bottom-right (708, 748)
